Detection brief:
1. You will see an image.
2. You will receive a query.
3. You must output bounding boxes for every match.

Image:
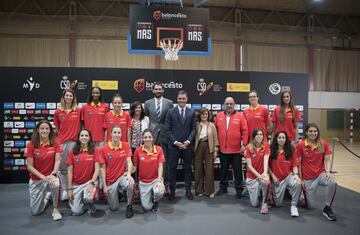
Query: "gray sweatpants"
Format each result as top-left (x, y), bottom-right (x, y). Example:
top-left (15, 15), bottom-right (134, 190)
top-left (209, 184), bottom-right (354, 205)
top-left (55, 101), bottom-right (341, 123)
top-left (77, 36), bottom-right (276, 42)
top-left (29, 178), bottom-right (60, 215)
top-left (271, 174), bottom-right (301, 206)
top-left (139, 179), bottom-right (164, 211)
top-left (246, 178), bottom-right (270, 207)
top-left (69, 180), bottom-right (98, 215)
top-left (59, 141), bottom-right (76, 199)
top-left (303, 172), bottom-right (337, 209)
top-left (106, 175), bottom-right (135, 211)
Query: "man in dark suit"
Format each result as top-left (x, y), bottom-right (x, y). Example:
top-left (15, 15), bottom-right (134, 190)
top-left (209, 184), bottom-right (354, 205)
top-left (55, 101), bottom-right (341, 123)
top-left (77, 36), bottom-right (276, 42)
top-left (144, 82), bottom-right (173, 190)
top-left (165, 90), bottom-right (196, 200)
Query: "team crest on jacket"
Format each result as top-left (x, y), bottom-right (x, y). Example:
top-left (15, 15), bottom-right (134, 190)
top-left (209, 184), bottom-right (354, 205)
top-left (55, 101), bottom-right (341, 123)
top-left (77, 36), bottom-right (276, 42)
top-left (34, 151), bottom-right (41, 156)
top-left (304, 150), bottom-right (311, 157)
top-left (251, 152), bottom-right (256, 157)
top-left (61, 114), bottom-right (65, 120)
top-left (87, 111), bottom-right (92, 116)
top-left (140, 156), bottom-right (145, 160)
top-left (108, 155), bottom-right (112, 160)
top-left (75, 158), bottom-right (80, 162)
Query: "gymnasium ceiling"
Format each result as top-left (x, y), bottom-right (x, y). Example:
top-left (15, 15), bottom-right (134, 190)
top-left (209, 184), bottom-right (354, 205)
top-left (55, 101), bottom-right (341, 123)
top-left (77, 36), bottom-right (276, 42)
top-left (0, 0), bottom-right (359, 36)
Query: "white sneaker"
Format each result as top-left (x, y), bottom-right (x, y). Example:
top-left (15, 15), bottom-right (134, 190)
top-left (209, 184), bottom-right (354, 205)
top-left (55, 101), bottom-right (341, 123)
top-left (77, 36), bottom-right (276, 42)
top-left (291, 205), bottom-right (299, 217)
top-left (52, 208), bottom-right (62, 221)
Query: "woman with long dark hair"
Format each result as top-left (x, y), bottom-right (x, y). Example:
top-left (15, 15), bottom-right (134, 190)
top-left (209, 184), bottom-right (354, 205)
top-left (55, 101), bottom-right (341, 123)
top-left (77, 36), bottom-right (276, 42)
top-left (129, 101), bottom-right (149, 152)
top-left (269, 131), bottom-right (301, 217)
top-left (272, 91), bottom-right (300, 145)
top-left (54, 88), bottom-right (81, 200)
top-left (133, 129), bottom-right (165, 212)
top-left (81, 86), bottom-right (109, 147)
top-left (25, 120), bottom-right (62, 221)
top-left (66, 128), bottom-right (100, 215)
top-left (296, 123), bottom-right (337, 221)
top-left (245, 128), bottom-right (270, 214)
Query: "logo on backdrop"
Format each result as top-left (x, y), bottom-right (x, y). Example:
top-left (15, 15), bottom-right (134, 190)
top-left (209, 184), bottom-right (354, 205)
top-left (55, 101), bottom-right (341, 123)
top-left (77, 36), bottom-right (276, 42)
top-left (196, 78), bottom-right (213, 96)
top-left (133, 78), bottom-right (183, 93)
top-left (60, 76), bottom-right (78, 90)
top-left (60, 76), bottom-right (71, 89)
top-left (269, 83), bottom-right (281, 95)
top-left (152, 10), bottom-right (187, 20)
top-left (23, 77), bottom-right (40, 92)
top-left (134, 78), bottom-right (145, 93)
top-left (153, 11), bottom-right (161, 20)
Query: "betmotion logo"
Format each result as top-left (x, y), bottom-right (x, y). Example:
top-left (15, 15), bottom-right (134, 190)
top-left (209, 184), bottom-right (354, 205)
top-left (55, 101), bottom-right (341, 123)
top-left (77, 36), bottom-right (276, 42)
top-left (133, 78), bottom-right (183, 93)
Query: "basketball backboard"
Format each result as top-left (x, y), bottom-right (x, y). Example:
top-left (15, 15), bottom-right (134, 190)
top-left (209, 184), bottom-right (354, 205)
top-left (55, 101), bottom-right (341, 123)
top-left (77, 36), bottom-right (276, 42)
top-left (128, 4), bottom-right (211, 56)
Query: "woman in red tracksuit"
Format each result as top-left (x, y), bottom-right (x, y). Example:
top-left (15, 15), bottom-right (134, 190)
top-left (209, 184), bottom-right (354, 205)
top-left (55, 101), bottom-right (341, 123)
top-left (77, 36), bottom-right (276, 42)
top-left (67, 128), bottom-right (100, 216)
top-left (272, 91), bottom-right (300, 146)
top-left (25, 120), bottom-right (62, 221)
top-left (54, 88), bottom-right (81, 200)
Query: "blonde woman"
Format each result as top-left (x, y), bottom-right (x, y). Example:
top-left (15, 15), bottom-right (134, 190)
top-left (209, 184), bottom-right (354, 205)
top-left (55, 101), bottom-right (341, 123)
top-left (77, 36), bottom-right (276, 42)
top-left (54, 88), bottom-right (81, 200)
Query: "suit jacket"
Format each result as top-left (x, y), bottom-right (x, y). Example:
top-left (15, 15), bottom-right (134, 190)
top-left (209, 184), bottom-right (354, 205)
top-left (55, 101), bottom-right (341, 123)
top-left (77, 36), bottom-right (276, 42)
top-left (144, 97), bottom-right (173, 145)
top-left (194, 122), bottom-right (219, 154)
top-left (165, 106), bottom-right (196, 150)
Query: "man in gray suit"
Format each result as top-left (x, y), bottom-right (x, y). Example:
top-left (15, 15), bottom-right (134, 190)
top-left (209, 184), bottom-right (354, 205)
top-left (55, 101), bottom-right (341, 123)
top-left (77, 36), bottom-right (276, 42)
top-left (144, 82), bottom-right (174, 193)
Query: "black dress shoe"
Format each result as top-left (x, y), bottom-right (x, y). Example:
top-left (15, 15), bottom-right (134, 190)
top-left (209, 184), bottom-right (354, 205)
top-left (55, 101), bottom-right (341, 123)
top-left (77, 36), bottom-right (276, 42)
top-left (168, 191), bottom-right (175, 201)
top-left (164, 186), bottom-right (169, 197)
top-left (215, 189), bottom-right (228, 196)
top-left (125, 205), bottom-right (134, 218)
top-left (186, 190), bottom-right (193, 200)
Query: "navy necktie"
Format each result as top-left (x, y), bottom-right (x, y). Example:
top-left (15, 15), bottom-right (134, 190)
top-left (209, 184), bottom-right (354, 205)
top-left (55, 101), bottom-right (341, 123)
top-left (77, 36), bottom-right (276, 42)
top-left (181, 108), bottom-right (185, 124)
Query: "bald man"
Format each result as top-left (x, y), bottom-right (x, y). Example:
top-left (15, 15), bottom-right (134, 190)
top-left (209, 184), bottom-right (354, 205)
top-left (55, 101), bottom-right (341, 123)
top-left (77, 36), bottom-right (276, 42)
top-left (214, 97), bottom-right (249, 198)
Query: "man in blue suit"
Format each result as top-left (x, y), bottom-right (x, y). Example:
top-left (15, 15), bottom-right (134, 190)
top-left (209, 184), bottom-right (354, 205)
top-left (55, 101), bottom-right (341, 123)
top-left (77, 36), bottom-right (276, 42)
top-left (165, 90), bottom-right (196, 200)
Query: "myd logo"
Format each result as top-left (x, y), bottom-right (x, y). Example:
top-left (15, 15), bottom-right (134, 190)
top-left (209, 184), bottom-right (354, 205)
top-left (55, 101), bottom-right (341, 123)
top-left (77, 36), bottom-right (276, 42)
top-left (134, 78), bottom-right (145, 93)
top-left (23, 77), bottom-right (40, 92)
top-left (153, 10), bottom-right (161, 20)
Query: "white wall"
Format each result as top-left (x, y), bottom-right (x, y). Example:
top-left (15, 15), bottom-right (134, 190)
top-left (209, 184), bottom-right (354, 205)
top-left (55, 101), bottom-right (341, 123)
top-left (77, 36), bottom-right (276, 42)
top-left (309, 91), bottom-right (360, 109)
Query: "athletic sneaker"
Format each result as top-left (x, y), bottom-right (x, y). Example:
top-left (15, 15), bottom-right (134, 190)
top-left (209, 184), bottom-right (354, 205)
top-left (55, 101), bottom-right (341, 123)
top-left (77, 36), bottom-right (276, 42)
top-left (290, 205), bottom-right (299, 217)
top-left (323, 205), bottom-right (336, 221)
top-left (260, 204), bottom-right (269, 214)
top-left (152, 202), bottom-right (159, 212)
top-left (88, 203), bottom-right (96, 215)
top-left (125, 205), bottom-right (134, 218)
top-left (52, 208), bottom-right (62, 221)
top-left (209, 193), bottom-right (215, 199)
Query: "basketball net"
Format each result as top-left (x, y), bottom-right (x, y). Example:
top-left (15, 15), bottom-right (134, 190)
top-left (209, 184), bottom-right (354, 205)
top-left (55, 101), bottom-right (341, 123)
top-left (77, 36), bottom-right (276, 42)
top-left (159, 38), bottom-right (183, 61)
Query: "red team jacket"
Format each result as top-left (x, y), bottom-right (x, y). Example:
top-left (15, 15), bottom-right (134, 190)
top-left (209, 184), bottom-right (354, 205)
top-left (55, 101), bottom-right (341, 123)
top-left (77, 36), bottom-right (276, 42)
top-left (215, 111), bottom-right (249, 154)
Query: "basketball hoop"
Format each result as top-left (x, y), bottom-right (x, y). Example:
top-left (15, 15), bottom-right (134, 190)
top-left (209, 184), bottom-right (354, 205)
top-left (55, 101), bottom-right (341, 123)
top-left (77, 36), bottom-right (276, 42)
top-left (159, 38), bottom-right (183, 61)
